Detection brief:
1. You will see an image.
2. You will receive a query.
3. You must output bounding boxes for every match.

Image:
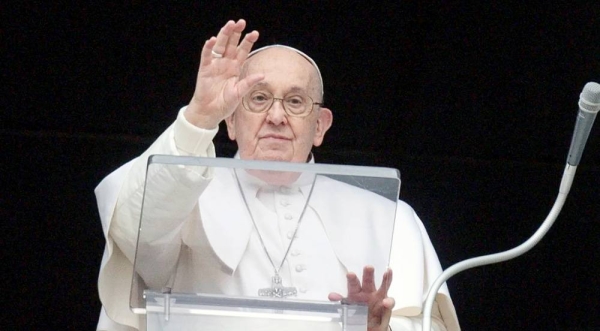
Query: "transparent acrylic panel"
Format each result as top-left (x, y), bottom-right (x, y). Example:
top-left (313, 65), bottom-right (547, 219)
top-left (131, 155), bottom-right (400, 316)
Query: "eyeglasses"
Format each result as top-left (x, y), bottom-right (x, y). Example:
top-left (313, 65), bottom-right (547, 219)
top-left (242, 90), bottom-right (322, 117)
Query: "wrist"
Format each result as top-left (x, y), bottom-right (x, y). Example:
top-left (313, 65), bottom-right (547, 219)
top-left (184, 102), bottom-right (221, 129)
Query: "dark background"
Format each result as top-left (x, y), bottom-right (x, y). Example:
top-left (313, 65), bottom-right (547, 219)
top-left (2, 1), bottom-right (599, 330)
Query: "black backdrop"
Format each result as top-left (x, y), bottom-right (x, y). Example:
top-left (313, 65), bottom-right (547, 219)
top-left (2, 2), bottom-right (599, 330)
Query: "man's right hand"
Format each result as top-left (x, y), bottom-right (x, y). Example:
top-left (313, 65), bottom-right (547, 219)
top-left (185, 19), bottom-right (265, 129)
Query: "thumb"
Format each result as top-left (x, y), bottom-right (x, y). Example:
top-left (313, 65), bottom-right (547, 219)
top-left (379, 298), bottom-right (395, 331)
top-left (233, 73), bottom-right (264, 99)
top-left (383, 297), bottom-right (395, 310)
top-left (328, 292), bottom-right (344, 302)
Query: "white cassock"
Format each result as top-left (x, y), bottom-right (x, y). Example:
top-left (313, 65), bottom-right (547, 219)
top-left (94, 108), bottom-right (461, 331)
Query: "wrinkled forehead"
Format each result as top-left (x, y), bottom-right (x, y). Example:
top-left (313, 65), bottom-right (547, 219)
top-left (246, 45), bottom-right (324, 97)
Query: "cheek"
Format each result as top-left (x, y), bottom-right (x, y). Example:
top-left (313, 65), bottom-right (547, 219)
top-left (292, 121), bottom-right (318, 147)
top-left (235, 115), bottom-right (262, 140)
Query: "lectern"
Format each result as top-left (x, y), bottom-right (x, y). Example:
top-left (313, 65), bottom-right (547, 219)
top-left (130, 155), bottom-right (400, 330)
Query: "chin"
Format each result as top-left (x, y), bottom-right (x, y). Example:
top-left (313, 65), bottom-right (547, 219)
top-left (259, 155), bottom-right (291, 162)
top-left (252, 151), bottom-right (293, 162)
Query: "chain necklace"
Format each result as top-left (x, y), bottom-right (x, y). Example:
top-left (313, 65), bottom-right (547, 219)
top-left (233, 169), bottom-right (317, 298)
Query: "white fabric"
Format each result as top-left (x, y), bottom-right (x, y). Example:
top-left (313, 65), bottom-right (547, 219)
top-left (241, 172), bottom-right (350, 298)
top-left (95, 107), bottom-right (460, 331)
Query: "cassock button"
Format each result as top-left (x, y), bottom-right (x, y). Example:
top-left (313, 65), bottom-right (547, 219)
top-left (280, 199), bottom-right (290, 206)
top-left (291, 249), bottom-right (301, 256)
top-left (284, 213), bottom-right (293, 220)
top-left (295, 264), bottom-right (306, 272)
top-left (287, 231), bottom-right (295, 239)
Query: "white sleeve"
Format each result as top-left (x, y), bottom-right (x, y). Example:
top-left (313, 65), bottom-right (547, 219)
top-left (95, 107), bottom-right (218, 330)
top-left (388, 201), bottom-right (460, 330)
top-left (389, 300), bottom-right (447, 331)
top-left (109, 107), bottom-right (218, 269)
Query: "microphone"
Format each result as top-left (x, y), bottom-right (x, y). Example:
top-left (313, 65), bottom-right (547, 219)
top-left (567, 82), bottom-right (600, 166)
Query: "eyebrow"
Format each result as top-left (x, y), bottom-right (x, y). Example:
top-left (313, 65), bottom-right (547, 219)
top-left (253, 82), bottom-right (308, 94)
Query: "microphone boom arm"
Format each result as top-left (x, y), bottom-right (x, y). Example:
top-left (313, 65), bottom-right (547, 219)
top-left (422, 163), bottom-right (576, 330)
top-left (422, 82), bottom-right (599, 330)
top-left (421, 82), bottom-right (600, 330)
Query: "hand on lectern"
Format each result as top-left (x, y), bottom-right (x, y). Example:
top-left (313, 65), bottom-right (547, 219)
top-left (186, 19), bottom-right (265, 129)
top-left (329, 266), bottom-right (395, 331)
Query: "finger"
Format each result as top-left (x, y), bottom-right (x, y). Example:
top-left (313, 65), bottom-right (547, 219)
top-left (380, 268), bottom-right (393, 295)
top-left (212, 20), bottom-right (235, 56)
top-left (328, 292), bottom-right (344, 302)
top-left (236, 31), bottom-right (259, 63)
top-left (346, 272), bottom-right (361, 295)
top-left (224, 19), bottom-right (246, 57)
top-left (200, 37), bottom-right (217, 68)
top-left (234, 73), bottom-right (264, 99)
top-left (361, 266), bottom-right (376, 293)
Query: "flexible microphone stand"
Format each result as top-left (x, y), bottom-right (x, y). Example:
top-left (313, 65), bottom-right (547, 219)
top-left (422, 82), bottom-right (600, 330)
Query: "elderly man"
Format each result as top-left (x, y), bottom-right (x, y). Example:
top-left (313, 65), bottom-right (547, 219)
top-left (95, 19), bottom-right (460, 331)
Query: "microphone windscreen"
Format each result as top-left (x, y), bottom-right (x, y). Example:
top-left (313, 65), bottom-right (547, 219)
top-left (580, 82), bottom-right (600, 112)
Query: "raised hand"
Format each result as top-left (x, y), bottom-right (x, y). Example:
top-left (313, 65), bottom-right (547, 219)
top-left (329, 266), bottom-right (395, 331)
top-left (185, 19), bottom-right (265, 129)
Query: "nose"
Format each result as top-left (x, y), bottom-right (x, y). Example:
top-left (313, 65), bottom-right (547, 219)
top-left (266, 98), bottom-right (288, 126)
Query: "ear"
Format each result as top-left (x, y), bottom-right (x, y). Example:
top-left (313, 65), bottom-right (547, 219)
top-left (225, 113), bottom-right (236, 141)
top-left (312, 107), bottom-right (333, 147)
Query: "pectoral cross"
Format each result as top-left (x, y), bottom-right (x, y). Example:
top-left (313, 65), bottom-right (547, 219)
top-left (258, 274), bottom-right (297, 298)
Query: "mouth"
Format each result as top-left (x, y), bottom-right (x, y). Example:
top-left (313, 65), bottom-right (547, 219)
top-left (260, 134), bottom-right (291, 141)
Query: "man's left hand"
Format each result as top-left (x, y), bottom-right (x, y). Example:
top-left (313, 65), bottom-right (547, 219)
top-left (329, 266), bottom-right (395, 331)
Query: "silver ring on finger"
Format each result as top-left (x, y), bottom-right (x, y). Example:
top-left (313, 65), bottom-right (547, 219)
top-left (211, 50), bottom-right (223, 58)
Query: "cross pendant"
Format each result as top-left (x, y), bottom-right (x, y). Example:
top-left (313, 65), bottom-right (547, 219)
top-left (258, 274), bottom-right (297, 298)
